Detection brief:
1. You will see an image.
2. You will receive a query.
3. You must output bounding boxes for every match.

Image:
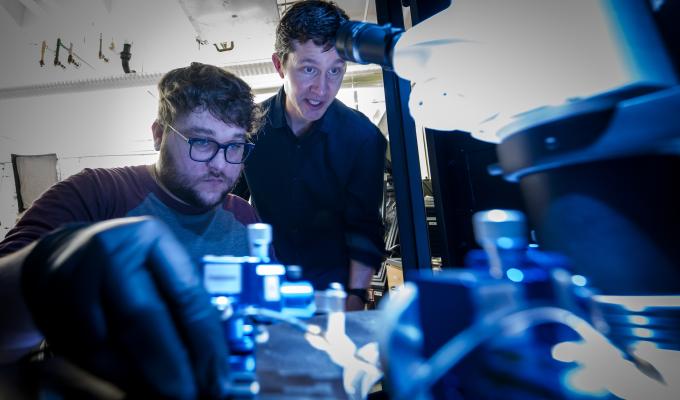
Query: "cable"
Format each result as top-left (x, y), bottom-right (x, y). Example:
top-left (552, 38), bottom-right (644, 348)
top-left (393, 306), bottom-right (621, 400)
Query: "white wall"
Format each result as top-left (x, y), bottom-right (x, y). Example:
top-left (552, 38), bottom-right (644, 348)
top-left (0, 85), bottom-right (159, 162)
top-left (0, 162), bottom-right (19, 237)
top-left (0, 84), bottom-right (159, 236)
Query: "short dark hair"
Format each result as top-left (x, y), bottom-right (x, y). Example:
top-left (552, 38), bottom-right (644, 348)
top-left (157, 62), bottom-right (260, 136)
top-left (275, 0), bottom-right (349, 64)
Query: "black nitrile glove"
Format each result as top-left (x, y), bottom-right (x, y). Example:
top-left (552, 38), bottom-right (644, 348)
top-left (21, 217), bottom-right (230, 399)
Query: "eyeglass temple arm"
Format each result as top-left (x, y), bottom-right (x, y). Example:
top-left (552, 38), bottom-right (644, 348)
top-left (165, 124), bottom-right (190, 141)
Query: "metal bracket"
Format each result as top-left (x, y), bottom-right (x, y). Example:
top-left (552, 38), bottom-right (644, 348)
top-left (214, 41), bottom-right (235, 52)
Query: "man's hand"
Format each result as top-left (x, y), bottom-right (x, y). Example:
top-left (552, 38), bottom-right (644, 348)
top-left (21, 217), bottom-right (230, 399)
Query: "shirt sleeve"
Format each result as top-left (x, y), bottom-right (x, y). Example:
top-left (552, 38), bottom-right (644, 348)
top-left (0, 169), bottom-right (104, 257)
top-left (226, 194), bottom-right (260, 226)
top-left (343, 128), bottom-right (388, 269)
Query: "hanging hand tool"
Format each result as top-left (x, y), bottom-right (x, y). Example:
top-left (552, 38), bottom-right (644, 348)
top-left (39, 41), bottom-right (47, 67)
top-left (54, 38), bottom-right (66, 69)
top-left (67, 42), bottom-right (81, 68)
top-left (98, 33), bottom-right (109, 62)
top-left (120, 42), bottom-right (136, 73)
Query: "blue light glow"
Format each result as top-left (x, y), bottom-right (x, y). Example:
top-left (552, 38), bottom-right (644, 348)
top-left (245, 356), bottom-right (256, 372)
top-left (629, 315), bottom-right (650, 325)
top-left (506, 268), bottom-right (524, 282)
top-left (571, 274), bottom-right (587, 287)
top-left (487, 209), bottom-right (509, 222)
top-left (213, 296), bottom-right (229, 306)
top-left (632, 327), bottom-right (653, 339)
top-left (256, 264), bottom-right (286, 276)
top-left (280, 284), bottom-right (314, 295)
top-left (496, 237), bottom-right (514, 249)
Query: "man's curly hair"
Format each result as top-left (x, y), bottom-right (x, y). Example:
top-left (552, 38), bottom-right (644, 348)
top-left (157, 62), bottom-right (261, 137)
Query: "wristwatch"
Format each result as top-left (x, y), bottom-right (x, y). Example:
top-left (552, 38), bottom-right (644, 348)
top-left (347, 288), bottom-right (369, 304)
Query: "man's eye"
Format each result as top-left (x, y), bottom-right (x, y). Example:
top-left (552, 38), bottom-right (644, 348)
top-left (192, 139), bottom-right (212, 148)
top-left (303, 66), bottom-right (316, 74)
top-left (227, 143), bottom-right (244, 153)
top-left (329, 67), bottom-right (341, 75)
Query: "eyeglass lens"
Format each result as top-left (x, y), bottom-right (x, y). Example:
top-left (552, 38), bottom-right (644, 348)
top-left (189, 140), bottom-right (251, 163)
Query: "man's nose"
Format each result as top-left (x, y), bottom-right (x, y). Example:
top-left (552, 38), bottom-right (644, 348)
top-left (207, 149), bottom-right (229, 170)
top-left (310, 74), bottom-right (328, 97)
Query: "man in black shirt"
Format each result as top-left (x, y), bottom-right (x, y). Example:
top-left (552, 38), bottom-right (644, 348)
top-left (241, 0), bottom-right (386, 310)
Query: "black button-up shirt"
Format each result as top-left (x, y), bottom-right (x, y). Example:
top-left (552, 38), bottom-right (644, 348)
top-left (243, 88), bottom-right (387, 289)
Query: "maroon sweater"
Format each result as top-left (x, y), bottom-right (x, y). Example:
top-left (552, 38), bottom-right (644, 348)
top-left (0, 165), bottom-right (258, 264)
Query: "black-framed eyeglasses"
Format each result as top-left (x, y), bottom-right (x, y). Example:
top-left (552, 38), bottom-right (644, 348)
top-left (166, 124), bottom-right (255, 164)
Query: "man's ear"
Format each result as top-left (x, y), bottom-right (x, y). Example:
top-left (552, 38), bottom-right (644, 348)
top-left (272, 53), bottom-right (285, 79)
top-left (151, 121), bottom-right (163, 151)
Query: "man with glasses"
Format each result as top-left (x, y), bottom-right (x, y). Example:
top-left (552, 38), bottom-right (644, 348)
top-left (238, 1), bottom-right (387, 311)
top-left (0, 62), bottom-right (258, 398)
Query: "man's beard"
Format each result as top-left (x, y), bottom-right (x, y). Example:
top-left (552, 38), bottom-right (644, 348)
top-left (157, 145), bottom-right (233, 209)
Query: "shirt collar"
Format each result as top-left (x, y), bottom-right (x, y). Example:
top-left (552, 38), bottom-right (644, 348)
top-left (268, 86), bottom-right (340, 135)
